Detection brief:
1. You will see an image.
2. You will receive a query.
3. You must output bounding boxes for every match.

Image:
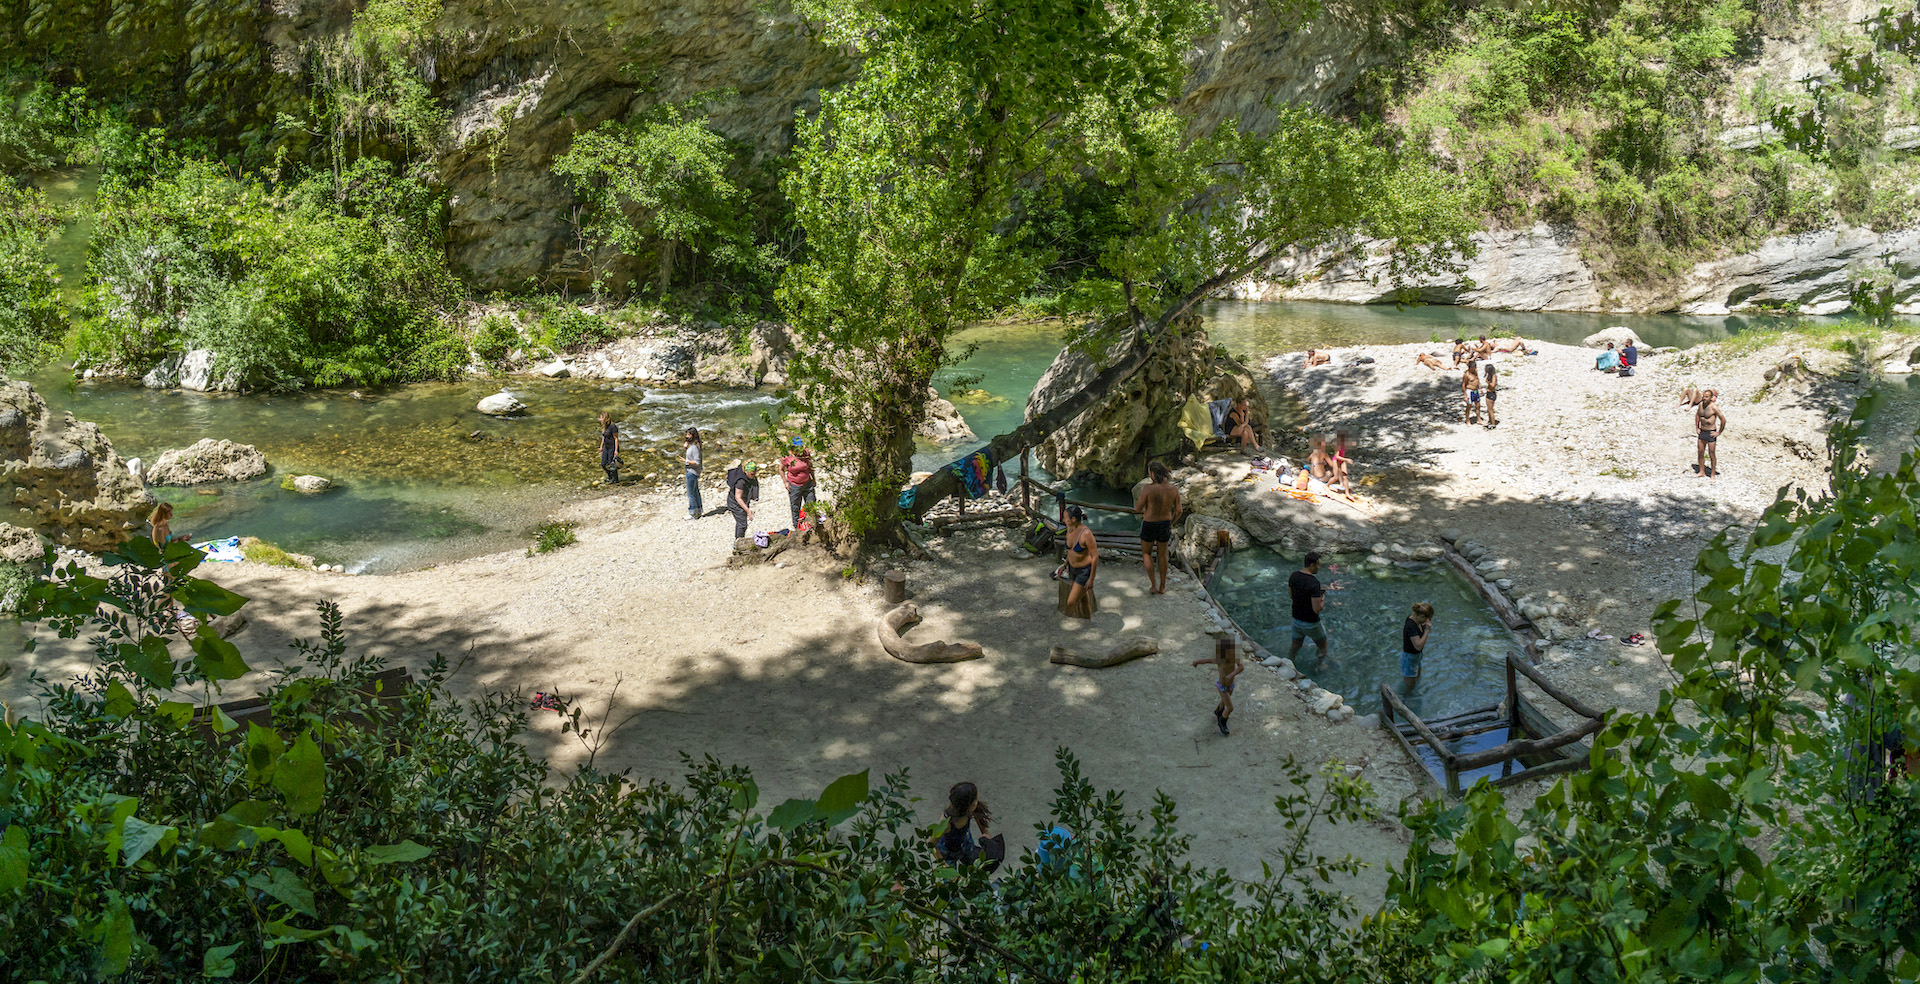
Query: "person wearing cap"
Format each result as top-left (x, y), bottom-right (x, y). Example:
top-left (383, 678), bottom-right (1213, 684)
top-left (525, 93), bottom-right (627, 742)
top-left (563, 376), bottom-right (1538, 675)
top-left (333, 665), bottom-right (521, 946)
top-left (726, 461), bottom-right (760, 540)
top-left (777, 437), bottom-right (816, 528)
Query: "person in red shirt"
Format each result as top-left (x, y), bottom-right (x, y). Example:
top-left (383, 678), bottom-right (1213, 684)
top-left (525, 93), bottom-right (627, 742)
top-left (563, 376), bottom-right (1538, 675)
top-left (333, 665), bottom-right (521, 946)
top-left (777, 438), bottom-right (816, 528)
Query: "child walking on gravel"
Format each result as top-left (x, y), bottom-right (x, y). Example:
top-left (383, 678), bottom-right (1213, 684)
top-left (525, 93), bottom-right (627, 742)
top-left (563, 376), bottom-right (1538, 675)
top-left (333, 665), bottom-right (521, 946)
top-left (1192, 634), bottom-right (1245, 736)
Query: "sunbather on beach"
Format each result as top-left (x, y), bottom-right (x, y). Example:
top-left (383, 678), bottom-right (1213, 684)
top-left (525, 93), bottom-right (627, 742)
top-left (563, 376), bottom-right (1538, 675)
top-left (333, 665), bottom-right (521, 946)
top-left (1414, 352), bottom-right (1446, 370)
top-left (1450, 338), bottom-right (1470, 366)
top-left (1492, 336), bottom-right (1531, 354)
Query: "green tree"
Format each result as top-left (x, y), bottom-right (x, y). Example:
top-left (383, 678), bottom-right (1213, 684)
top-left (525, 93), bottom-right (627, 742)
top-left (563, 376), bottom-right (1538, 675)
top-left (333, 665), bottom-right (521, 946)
top-left (0, 183), bottom-right (67, 372)
top-left (780, 0), bottom-right (1473, 540)
top-left (552, 105), bottom-right (763, 296)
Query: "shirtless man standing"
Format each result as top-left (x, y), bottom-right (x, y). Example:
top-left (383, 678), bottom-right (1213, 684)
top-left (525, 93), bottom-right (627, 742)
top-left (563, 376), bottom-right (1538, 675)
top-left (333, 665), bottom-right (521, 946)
top-left (1695, 389), bottom-right (1726, 479)
top-left (1135, 462), bottom-right (1180, 595)
top-left (1461, 359), bottom-right (1482, 425)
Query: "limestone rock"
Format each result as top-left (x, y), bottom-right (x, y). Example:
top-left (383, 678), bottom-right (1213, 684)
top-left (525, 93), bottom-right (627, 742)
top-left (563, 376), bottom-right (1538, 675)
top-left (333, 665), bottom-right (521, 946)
top-left (0, 376), bottom-right (156, 550)
top-left (0, 523), bottom-right (47, 566)
top-left (1367, 553), bottom-right (1391, 566)
top-left (1230, 223), bottom-right (1604, 311)
top-left (289, 475), bottom-right (333, 494)
top-left (1674, 225), bottom-right (1920, 316)
top-left (917, 389), bottom-right (977, 445)
top-left (1230, 474), bottom-right (1373, 552)
top-left (476, 392), bottom-right (526, 416)
top-left (1439, 528), bottom-right (1461, 543)
top-left (145, 440), bottom-right (269, 486)
top-left (1580, 326), bottom-right (1640, 349)
top-left (141, 358), bottom-right (179, 389)
top-left (1308, 689), bottom-right (1344, 715)
top-left (1410, 544), bottom-right (1442, 561)
top-left (176, 349), bottom-right (241, 392)
top-left (1180, 514), bottom-right (1251, 564)
top-left (537, 360), bottom-right (572, 379)
top-left (747, 321), bottom-right (795, 385)
top-left (1029, 322), bottom-right (1267, 487)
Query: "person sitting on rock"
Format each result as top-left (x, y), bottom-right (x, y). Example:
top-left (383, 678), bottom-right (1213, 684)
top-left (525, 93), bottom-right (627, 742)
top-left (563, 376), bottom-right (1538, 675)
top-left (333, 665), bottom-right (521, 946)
top-left (1224, 397), bottom-right (1261, 454)
top-left (1450, 338), bottom-right (1470, 366)
top-left (1595, 343), bottom-right (1621, 373)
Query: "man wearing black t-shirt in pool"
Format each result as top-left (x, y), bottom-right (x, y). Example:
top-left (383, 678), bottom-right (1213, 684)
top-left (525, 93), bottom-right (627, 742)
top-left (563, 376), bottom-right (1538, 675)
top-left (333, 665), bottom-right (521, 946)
top-left (1402, 602), bottom-right (1433, 689)
top-left (1287, 552), bottom-right (1329, 665)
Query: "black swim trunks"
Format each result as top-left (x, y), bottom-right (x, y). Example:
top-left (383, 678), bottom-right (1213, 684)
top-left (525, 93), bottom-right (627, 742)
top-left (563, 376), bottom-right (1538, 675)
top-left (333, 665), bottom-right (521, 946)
top-left (1698, 429), bottom-right (1717, 443)
top-left (1068, 564), bottom-right (1092, 586)
top-left (1140, 519), bottom-right (1172, 543)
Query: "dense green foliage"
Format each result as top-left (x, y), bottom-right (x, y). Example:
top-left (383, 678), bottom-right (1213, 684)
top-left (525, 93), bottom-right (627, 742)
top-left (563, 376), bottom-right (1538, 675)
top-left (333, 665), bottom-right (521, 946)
top-left (71, 157), bottom-right (462, 388)
top-left (1378, 0), bottom-right (1919, 280)
top-left (553, 105), bottom-right (769, 298)
top-left (0, 182), bottom-right (66, 372)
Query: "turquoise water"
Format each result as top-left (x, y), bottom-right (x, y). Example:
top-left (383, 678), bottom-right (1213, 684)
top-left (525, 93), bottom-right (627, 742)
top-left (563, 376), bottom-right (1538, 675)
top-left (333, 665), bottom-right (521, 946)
top-left (1210, 546), bottom-right (1514, 719)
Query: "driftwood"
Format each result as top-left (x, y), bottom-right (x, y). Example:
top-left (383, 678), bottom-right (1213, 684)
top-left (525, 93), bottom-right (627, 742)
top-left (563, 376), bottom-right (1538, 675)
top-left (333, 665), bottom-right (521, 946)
top-left (1440, 547), bottom-right (1532, 631)
top-left (1049, 637), bottom-right (1158, 668)
top-left (878, 603), bottom-right (984, 664)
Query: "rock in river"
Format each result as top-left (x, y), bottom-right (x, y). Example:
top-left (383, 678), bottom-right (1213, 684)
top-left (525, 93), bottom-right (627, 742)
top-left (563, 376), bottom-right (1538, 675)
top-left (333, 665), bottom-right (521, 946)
top-left (145, 439), bottom-right (269, 486)
top-left (288, 475), bottom-right (333, 494)
top-left (1, 375), bottom-right (155, 549)
top-left (477, 392), bottom-right (526, 416)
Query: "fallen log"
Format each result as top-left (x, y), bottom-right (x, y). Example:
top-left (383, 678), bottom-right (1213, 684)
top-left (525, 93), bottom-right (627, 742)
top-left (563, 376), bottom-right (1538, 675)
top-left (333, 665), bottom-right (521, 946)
top-left (878, 603), bottom-right (984, 664)
top-left (1049, 637), bottom-right (1158, 669)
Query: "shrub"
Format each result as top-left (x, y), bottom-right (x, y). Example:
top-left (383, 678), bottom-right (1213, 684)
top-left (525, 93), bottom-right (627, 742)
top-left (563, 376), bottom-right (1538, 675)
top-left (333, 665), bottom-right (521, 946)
top-left (472, 312), bottom-right (519, 363)
top-left (240, 539), bottom-right (303, 568)
top-left (75, 156), bottom-right (460, 388)
top-left (529, 520), bottom-right (577, 554)
top-left (538, 307), bottom-right (612, 353)
top-left (0, 560), bottom-right (33, 612)
top-left (0, 184), bottom-right (66, 373)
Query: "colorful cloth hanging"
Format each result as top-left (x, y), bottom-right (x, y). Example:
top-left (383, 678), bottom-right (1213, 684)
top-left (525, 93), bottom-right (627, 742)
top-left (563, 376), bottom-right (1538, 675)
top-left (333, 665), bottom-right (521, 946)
top-left (948, 447), bottom-right (996, 499)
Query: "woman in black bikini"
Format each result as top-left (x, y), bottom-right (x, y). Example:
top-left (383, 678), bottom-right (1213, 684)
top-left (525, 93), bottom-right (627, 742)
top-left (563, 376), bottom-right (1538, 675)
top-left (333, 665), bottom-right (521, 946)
top-left (1058, 505), bottom-right (1098, 617)
top-left (1225, 397), bottom-right (1261, 453)
top-left (932, 782), bottom-right (1005, 872)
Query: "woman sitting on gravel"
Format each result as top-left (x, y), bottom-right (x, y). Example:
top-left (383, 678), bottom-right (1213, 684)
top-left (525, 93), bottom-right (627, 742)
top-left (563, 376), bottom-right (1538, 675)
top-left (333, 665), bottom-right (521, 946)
top-left (1595, 343), bottom-right (1621, 373)
top-left (1304, 349), bottom-right (1331, 368)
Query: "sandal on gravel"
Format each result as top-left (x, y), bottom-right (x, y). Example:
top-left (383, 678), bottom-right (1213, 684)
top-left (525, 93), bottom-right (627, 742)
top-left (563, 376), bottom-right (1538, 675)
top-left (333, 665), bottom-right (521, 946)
top-left (1585, 629), bottom-right (1615, 641)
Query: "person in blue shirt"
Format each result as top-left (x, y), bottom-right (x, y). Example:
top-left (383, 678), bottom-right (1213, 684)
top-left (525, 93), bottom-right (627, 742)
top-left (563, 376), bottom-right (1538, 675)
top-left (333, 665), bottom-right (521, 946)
top-left (1595, 343), bottom-right (1621, 372)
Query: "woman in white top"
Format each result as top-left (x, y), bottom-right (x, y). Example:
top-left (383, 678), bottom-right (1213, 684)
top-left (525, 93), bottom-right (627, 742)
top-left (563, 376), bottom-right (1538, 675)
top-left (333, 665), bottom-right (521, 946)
top-left (683, 427), bottom-right (703, 520)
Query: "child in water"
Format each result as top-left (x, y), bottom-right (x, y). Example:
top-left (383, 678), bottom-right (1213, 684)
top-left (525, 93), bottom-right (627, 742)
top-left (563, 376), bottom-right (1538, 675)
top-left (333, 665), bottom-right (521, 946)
top-left (1192, 634), bottom-right (1245, 736)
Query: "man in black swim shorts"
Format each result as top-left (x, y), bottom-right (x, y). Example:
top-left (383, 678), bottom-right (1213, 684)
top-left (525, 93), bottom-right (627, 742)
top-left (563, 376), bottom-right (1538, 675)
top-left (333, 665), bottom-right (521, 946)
top-left (1135, 461), bottom-right (1181, 595)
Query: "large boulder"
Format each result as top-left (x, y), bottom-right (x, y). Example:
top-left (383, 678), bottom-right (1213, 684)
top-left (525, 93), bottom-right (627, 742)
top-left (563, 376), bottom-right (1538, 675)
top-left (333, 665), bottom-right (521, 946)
top-left (1028, 322), bottom-right (1267, 487)
top-left (1580, 326), bottom-right (1641, 349)
top-left (918, 390), bottom-right (977, 445)
top-left (0, 376), bottom-right (156, 550)
top-left (476, 391), bottom-right (527, 416)
top-left (748, 321), bottom-right (796, 386)
top-left (144, 439), bottom-right (269, 486)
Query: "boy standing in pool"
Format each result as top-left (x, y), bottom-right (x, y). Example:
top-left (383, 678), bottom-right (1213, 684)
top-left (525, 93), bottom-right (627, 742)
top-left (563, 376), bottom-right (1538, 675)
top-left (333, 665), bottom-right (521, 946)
top-left (1192, 634), bottom-right (1245, 736)
top-left (1401, 602), bottom-right (1433, 689)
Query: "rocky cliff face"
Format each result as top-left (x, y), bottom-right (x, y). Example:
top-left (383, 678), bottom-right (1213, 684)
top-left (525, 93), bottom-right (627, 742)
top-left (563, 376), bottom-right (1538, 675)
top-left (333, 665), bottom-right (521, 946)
top-left (1028, 325), bottom-right (1267, 486)
top-left (1226, 222), bottom-right (1920, 315)
top-left (1, 377), bottom-right (154, 550)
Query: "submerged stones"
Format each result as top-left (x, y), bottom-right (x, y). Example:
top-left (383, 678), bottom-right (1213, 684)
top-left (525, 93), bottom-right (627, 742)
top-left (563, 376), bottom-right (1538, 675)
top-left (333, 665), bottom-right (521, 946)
top-left (145, 440), bottom-right (268, 486)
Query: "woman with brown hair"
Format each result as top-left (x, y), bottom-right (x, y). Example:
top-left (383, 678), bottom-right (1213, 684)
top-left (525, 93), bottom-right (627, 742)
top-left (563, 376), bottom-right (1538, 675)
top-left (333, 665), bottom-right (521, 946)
top-left (933, 781), bottom-right (1005, 872)
top-left (683, 427), bottom-right (703, 520)
top-left (598, 411), bottom-right (621, 485)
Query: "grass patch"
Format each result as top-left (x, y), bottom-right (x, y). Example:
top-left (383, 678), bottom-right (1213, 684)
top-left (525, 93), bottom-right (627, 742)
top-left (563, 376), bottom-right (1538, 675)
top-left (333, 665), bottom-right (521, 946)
top-left (529, 521), bottom-right (577, 555)
top-left (1716, 319), bottom-right (1891, 358)
top-left (240, 540), bottom-right (304, 568)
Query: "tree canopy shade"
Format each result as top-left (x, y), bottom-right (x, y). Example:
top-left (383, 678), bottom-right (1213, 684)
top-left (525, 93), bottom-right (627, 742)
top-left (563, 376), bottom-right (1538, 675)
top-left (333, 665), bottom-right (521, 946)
top-left (778, 0), bottom-right (1476, 537)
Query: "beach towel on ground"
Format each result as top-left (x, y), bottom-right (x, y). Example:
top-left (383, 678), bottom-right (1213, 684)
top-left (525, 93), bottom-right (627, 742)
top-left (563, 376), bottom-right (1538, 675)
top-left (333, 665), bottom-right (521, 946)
top-left (195, 537), bottom-right (243, 563)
